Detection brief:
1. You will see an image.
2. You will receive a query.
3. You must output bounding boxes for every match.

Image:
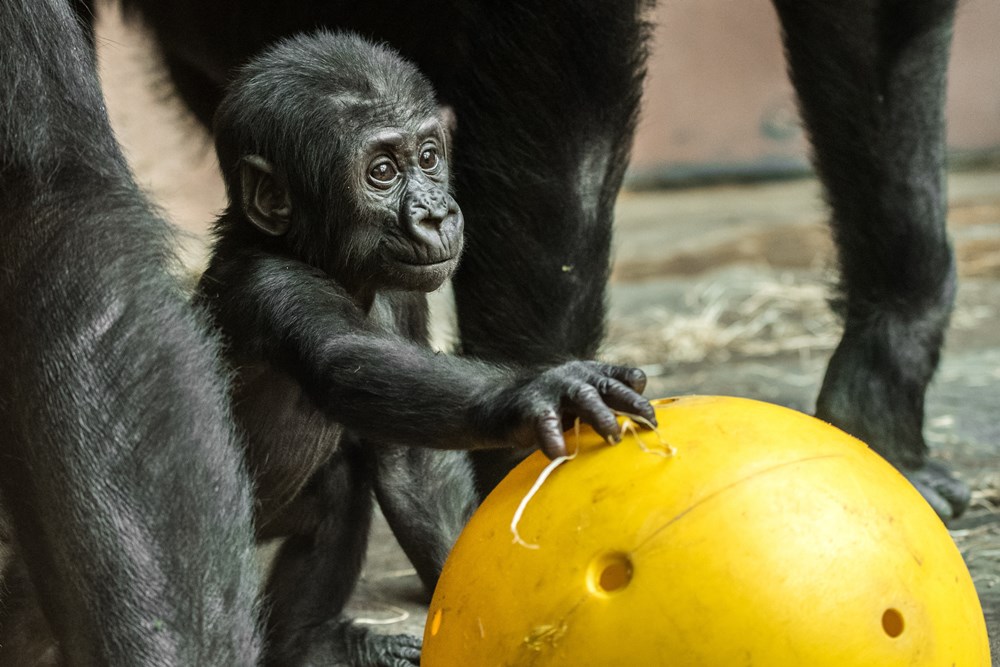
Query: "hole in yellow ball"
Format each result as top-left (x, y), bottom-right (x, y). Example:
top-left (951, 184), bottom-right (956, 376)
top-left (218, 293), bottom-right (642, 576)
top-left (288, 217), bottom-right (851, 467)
top-left (430, 608), bottom-right (443, 637)
top-left (588, 552), bottom-right (633, 596)
top-left (882, 608), bottom-right (904, 638)
top-left (650, 397), bottom-right (678, 408)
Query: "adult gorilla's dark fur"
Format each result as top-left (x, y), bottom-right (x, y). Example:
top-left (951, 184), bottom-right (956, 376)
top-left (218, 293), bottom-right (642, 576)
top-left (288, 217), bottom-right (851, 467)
top-left (0, 1), bottom-right (260, 665)
top-left (0, 0), bottom-right (969, 664)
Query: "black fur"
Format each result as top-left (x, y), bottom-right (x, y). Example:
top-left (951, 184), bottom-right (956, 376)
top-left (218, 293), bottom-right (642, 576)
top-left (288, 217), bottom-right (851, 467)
top-left (196, 32), bottom-right (654, 666)
top-left (0, 0), bottom-right (261, 665)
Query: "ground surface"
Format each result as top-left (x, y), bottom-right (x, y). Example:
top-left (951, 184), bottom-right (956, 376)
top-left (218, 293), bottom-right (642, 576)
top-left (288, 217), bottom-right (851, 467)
top-left (91, 9), bottom-right (1000, 661)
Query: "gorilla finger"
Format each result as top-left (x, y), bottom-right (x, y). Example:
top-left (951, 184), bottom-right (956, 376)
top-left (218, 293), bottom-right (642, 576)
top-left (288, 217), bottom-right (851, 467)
top-left (535, 410), bottom-right (568, 459)
top-left (596, 379), bottom-right (657, 427)
top-left (597, 364), bottom-right (647, 394)
top-left (568, 384), bottom-right (622, 444)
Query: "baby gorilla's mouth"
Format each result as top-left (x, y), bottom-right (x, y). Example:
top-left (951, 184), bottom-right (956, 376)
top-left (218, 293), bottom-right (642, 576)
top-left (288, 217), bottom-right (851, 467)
top-left (395, 257), bottom-right (453, 267)
top-left (392, 246), bottom-right (460, 268)
top-left (388, 254), bottom-right (459, 293)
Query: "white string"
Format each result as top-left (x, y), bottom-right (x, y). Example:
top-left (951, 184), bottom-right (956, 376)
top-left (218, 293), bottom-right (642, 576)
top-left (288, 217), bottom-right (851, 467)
top-left (615, 410), bottom-right (676, 457)
top-left (510, 420), bottom-right (581, 549)
top-left (353, 604), bottom-right (411, 625)
top-left (509, 411), bottom-right (672, 550)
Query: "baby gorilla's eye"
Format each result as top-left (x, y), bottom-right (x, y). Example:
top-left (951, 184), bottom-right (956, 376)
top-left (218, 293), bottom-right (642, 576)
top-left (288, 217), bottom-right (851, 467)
top-left (368, 159), bottom-right (399, 188)
top-left (418, 146), bottom-right (440, 172)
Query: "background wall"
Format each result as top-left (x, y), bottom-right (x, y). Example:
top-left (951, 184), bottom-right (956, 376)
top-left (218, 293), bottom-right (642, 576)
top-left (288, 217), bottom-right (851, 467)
top-left (629, 0), bottom-right (1000, 187)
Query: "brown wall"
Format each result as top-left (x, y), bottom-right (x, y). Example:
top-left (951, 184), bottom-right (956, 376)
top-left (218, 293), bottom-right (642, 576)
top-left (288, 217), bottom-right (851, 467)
top-left (630, 0), bottom-right (1000, 184)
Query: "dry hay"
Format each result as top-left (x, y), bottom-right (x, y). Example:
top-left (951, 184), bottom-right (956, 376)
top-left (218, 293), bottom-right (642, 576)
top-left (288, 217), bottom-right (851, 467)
top-left (603, 272), bottom-right (998, 372)
top-left (954, 477), bottom-right (1000, 589)
top-left (603, 273), bottom-right (840, 369)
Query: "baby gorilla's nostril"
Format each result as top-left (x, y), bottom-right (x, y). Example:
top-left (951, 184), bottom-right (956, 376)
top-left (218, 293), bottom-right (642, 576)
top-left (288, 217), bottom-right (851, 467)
top-left (419, 210), bottom-right (444, 228)
top-left (406, 189), bottom-right (450, 237)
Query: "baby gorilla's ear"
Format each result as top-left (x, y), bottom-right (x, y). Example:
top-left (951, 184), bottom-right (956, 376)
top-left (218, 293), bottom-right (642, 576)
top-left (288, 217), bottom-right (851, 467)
top-left (439, 105), bottom-right (457, 137)
top-left (438, 106), bottom-right (457, 163)
top-left (240, 155), bottom-right (292, 236)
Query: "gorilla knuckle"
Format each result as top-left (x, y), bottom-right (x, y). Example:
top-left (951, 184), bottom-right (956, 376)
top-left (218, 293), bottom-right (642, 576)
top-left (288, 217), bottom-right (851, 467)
top-left (572, 383), bottom-right (601, 404)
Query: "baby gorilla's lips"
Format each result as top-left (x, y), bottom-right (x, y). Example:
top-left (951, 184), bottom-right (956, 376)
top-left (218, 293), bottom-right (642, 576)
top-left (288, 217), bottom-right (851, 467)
top-left (392, 240), bottom-right (462, 270)
top-left (391, 254), bottom-right (460, 291)
top-left (395, 256), bottom-right (453, 268)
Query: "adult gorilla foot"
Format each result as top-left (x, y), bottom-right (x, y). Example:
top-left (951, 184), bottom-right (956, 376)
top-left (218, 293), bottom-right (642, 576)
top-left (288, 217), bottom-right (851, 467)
top-left (902, 459), bottom-right (972, 521)
top-left (814, 309), bottom-right (971, 521)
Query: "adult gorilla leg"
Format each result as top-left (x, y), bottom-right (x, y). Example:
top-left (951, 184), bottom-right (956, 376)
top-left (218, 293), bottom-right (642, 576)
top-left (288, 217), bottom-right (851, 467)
top-left (443, 2), bottom-right (653, 493)
top-left (0, 0), bottom-right (261, 663)
top-left (771, 0), bottom-right (968, 518)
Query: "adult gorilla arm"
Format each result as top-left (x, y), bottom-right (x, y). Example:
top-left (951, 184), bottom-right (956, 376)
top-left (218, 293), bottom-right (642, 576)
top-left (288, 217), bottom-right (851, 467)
top-left (444, 4), bottom-right (652, 364)
top-left (0, 1), bottom-right (261, 664)
top-left (438, 4), bottom-right (653, 489)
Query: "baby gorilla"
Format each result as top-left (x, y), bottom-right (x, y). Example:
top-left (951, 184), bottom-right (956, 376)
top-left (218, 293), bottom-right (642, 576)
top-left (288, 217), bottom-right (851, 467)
top-left (197, 31), bottom-right (655, 667)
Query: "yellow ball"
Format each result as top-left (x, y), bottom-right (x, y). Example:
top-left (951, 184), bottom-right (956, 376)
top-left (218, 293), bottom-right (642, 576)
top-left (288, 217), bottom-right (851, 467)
top-left (423, 396), bottom-right (989, 666)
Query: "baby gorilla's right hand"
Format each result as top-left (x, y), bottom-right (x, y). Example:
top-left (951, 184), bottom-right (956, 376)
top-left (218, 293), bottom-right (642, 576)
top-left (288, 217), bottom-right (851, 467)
top-left (495, 361), bottom-right (656, 458)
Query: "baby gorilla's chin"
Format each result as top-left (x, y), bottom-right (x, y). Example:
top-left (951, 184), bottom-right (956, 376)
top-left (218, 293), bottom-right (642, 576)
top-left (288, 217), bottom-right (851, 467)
top-left (387, 255), bottom-right (460, 292)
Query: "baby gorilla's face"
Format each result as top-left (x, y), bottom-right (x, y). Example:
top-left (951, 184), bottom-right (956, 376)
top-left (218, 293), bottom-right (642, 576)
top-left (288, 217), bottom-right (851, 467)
top-left (351, 115), bottom-right (464, 294)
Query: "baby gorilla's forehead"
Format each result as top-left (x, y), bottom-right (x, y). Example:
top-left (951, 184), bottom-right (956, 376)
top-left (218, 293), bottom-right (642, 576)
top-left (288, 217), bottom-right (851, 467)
top-left (315, 107), bottom-right (441, 163)
top-left (327, 96), bottom-right (438, 132)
